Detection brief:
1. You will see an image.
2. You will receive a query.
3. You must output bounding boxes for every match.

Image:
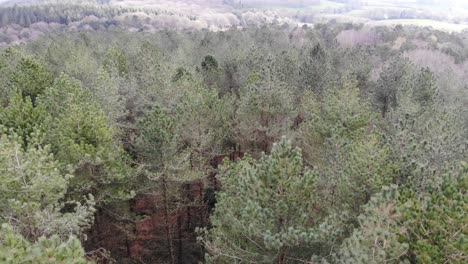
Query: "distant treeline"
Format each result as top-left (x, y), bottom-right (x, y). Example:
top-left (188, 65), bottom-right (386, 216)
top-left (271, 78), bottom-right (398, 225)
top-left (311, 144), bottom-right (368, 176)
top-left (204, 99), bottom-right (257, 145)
top-left (0, 3), bottom-right (159, 28)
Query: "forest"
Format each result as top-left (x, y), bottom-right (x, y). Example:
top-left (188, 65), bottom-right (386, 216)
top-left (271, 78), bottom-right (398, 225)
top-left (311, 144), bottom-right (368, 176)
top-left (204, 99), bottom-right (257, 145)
top-left (1, 0), bottom-right (468, 46)
top-left (0, 1), bottom-right (467, 263)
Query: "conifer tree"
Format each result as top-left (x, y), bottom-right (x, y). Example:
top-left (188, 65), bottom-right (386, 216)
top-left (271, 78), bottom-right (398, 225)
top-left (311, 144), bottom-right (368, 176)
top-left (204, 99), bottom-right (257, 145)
top-left (335, 163), bottom-right (467, 264)
top-left (91, 68), bottom-right (127, 127)
top-left (0, 92), bottom-right (46, 146)
top-left (298, 43), bottom-right (333, 94)
top-left (412, 67), bottom-right (438, 107)
top-left (335, 186), bottom-right (409, 264)
top-left (136, 105), bottom-right (197, 264)
top-left (201, 138), bottom-right (318, 263)
top-left (0, 132), bottom-right (95, 241)
top-left (235, 74), bottom-right (296, 154)
top-left (385, 76), bottom-right (465, 190)
top-left (175, 82), bottom-right (234, 169)
top-left (0, 224), bottom-right (89, 264)
top-left (397, 163), bottom-right (467, 264)
top-left (296, 83), bottom-right (398, 255)
top-left (374, 57), bottom-right (413, 117)
top-left (200, 55), bottom-right (221, 88)
top-left (38, 74), bottom-right (132, 203)
top-left (11, 57), bottom-right (53, 101)
top-left (0, 49), bottom-right (16, 91)
top-left (103, 47), bottom-right (128, 78)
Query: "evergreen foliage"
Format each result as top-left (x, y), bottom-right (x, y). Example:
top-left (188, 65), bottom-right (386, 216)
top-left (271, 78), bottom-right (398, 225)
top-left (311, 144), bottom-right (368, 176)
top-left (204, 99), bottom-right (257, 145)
top-left (11, 57), bottom-right (53, 101)
top-left (0, 224), bottom-right (88, 264)
top-left (0, 16), bottom-right (465, 262)
top-left (0, 132), bottom-right (95, 240)
top-left (201, 138), bottom-right (319, 263)
top-left (0, 92), bottom-right (46, 146)
top-left (235, 73), bottom-right (296, 153)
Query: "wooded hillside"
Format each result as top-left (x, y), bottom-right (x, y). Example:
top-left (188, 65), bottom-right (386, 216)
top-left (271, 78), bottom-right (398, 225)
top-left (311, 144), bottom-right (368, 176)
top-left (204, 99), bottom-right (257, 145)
top-left (0, 6), bottom-right (466, 263)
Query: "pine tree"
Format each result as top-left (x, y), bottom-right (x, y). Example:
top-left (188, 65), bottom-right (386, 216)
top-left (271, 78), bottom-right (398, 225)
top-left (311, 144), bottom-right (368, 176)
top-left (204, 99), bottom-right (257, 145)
top-left (131, 41), bottom-right (166, 95)
top-left (335, 163), bottom-right (467, 264)
top-left (298, 43), bottom-right (333, 94)
top-left (137, 105), bottom-right (176, 169)
top-left (175, 80), bottom-right (234, 169)
top-left (91, 68), bottom-right (127, 127)
top-left (0, 132), bottom-right (95, 240)
top-left (295, 83), bottom-right (398, 255)
top-left (38, 74), bottom-right (132, 203)
top-left (335, 186), bottom-right (409, 264)
top-left (103, 47), bottom-right (128, 78)
top-left (0, 224), bottom-right (89, 264)
top-left (412, 67), bottom-right (438, 107)
top-left (200, 55), bottom-right (221, 88)
top-left (235, 74), bottom-right (296, 154)
top-left (373, 56), bottom-right (413, 117)
top-left (136, 105), bottom-right (198, 264)
top-left (0, 92), bottom-right (46, 147)
top-left (385, 80), bottom-right (465, 191)
top-left (0, 47), bottom-right (24, 101)
top-left (398, 163), bottom-right (467, 264)
top-left (296, 82), bottom-right (382, 168)
top-left (201, 138), bottom-right (318, 263)
top-left (11, 57), bottom-right (53, 101)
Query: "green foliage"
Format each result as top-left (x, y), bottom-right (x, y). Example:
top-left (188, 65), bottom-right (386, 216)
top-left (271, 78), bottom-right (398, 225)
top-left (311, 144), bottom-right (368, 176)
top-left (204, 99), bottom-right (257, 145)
top-left (335, 186), bottom-right (409, 264)
top-left (398, 163), bottom-right (467, 264)
top-left (201, 55), bottom-right (221, 88)
top-left (336, 164), bottom-right (468, 264)
top-left (299, 43), bottom-right (333, 94)
top-left (0, 21), bottom-right (466, 263)
top-left (323, 86), bottom-right (395, 199)
top-left (11, 57), bottom-right (53, 100)
top-left (201, 55), bottom-right (219, 71)
top-left (39, 74), bottom-right (132, 203)
top-left (0, 48), bottom-right (25, 102)
top-left (202, 138), bottom-right (318, 263)
top-left (385, 90), bottom-right (465, 190)
top-left (40, 75), bottom-right (115, 164)
top-left (131, 41), bottom-right (166, 95)
top-left (103, 47), bottom-right (128, 77)
top-left (91, 68), bottom-right (127, 127)
top-left (374, 56), bottom-right (414, 117)
top-left (0, 224), bottom-right (88, 264)
top-left (174, 81), bottom-right (234, 168)
top-left (320, 133), bottom-right (397, 215)
top-left (235, 75), bottom-right (296, 153)
top-left (0, 92), bottom-right (46, 146)
top-left (44, 36), bottom-right (100, 87)
top-left (137, 105), bottom-right (175, 169)
top-left (297, 82), bottom-right (379, 167)
top-left (412, 67), bottom-right (438, 107)
top-left (0, 133), bottom-right (95, 240)
top-left (172, 67), bottom-right (192, 82)
top-left (295, 84), bottom-right (399, 258)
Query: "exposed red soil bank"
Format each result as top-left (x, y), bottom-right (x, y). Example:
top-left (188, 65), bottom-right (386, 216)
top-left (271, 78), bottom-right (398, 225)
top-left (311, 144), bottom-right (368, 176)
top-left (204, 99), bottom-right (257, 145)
top-left (85, 180), bottom-right (208, 264)
top-left (84, 150), bottom-right (242, 263)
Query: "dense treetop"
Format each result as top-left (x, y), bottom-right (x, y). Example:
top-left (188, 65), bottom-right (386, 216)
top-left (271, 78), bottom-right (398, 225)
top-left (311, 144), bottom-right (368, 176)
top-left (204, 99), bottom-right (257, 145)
top-left (0, 17), bottom-right (466, 263)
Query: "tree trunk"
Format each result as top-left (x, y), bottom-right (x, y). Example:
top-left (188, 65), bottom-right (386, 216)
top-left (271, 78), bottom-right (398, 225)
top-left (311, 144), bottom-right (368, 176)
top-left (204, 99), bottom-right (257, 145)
top-left (178, 215), bottom-right (183, 264)
top-left (162, 177), bottom-right (175, 264)
top-left (278, 251), bottom-right (285, 264)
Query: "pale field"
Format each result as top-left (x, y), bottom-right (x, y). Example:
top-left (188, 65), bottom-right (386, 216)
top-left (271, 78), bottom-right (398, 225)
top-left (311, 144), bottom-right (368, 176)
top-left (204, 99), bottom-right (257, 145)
top-left (372, 19), bottom-right (468, 32)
